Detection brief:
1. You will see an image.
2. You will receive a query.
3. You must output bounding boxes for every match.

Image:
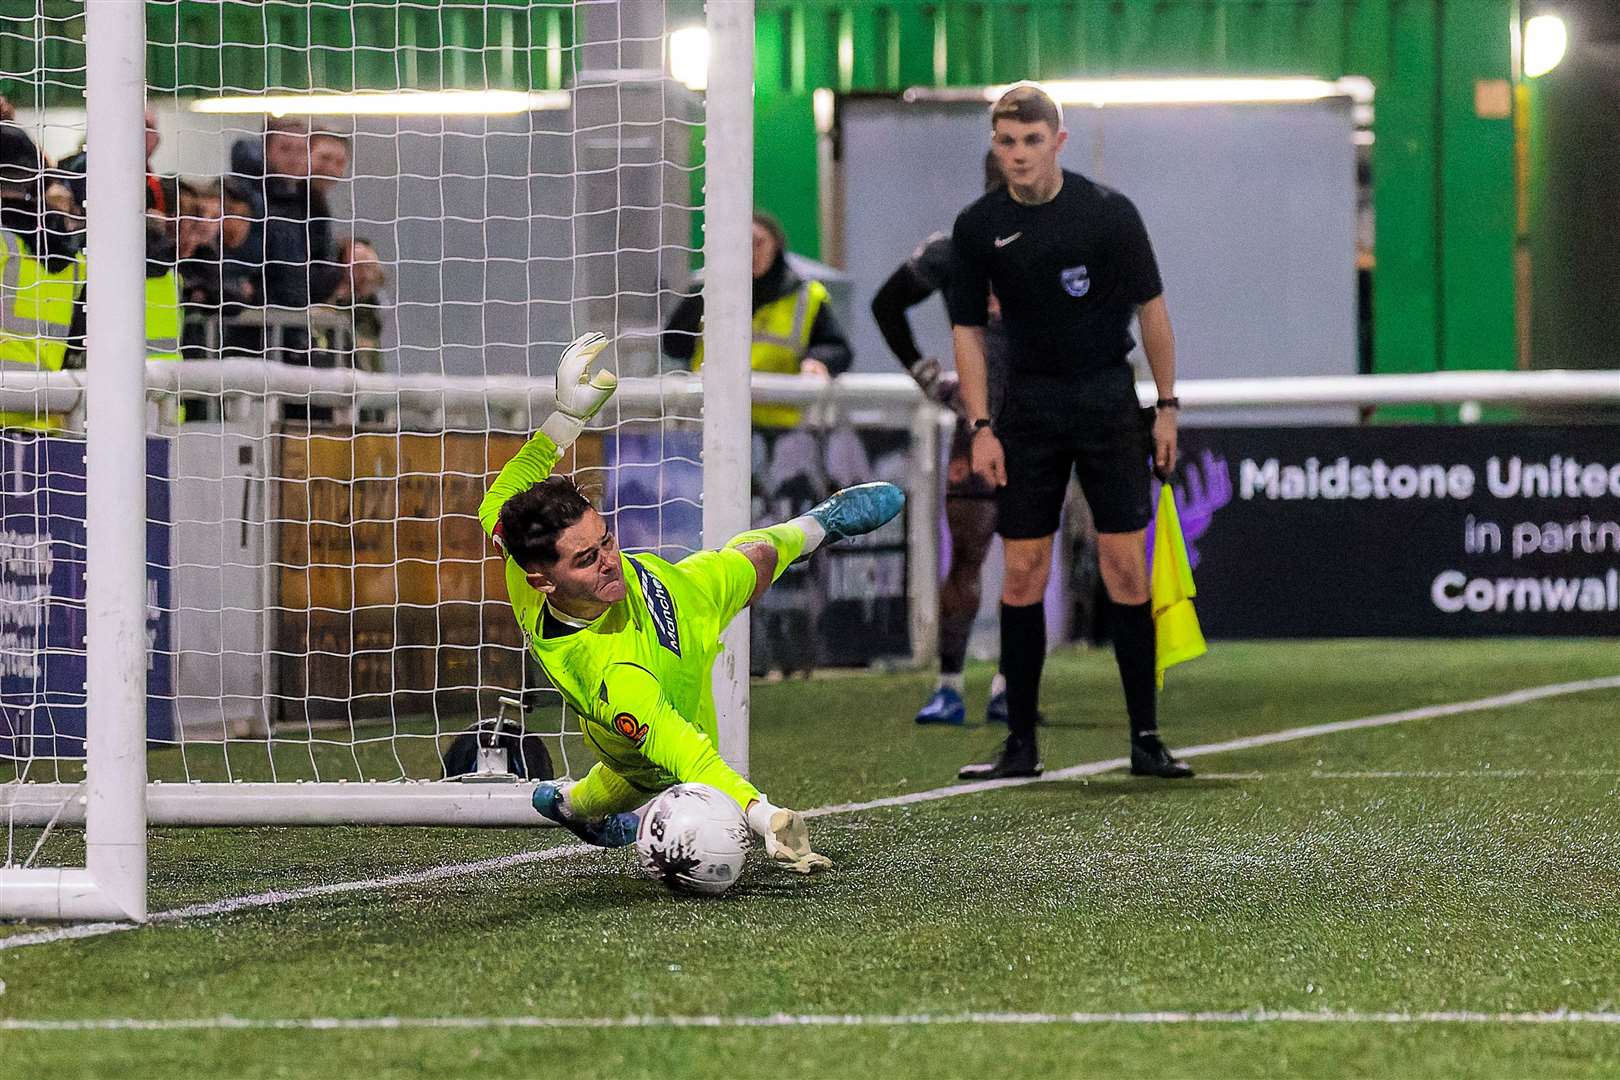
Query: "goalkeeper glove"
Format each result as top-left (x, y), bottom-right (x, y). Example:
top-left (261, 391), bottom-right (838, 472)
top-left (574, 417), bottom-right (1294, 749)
top-left (907, 357), bottom-right (962, 412)
top-left (539, 331), bottom-right (617, 449)
top-left (747, 799), bottom-right (832, 874)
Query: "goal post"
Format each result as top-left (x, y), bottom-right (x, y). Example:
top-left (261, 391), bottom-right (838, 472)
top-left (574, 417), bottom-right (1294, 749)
top-left (0, 0), bottom-right (763, 919)
top-left (0, 0), bottom-right (149, 922)
top-left (699, 0), bottom-right (755, 775)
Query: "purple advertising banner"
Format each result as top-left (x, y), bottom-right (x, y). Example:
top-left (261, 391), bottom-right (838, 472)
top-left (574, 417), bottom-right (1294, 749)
top-left (1157, 425), bottom-right (1620, 637)
top-left (0, 435), bottom-right (173, 758)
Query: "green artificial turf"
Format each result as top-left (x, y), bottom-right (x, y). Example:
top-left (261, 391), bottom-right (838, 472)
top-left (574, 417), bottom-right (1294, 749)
top-left (2, 639), bottom-right (1618, 1079)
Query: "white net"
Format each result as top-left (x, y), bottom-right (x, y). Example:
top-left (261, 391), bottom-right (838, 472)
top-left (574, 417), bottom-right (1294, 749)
top-left (2, 0), bottom-right (712, 864)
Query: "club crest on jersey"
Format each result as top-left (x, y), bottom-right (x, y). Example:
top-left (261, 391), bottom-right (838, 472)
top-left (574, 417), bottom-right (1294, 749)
top-left (632, 560), bottom-right (682, 657)
top-left (1060, 264), bottom-right (1091, 298)
top-left (612, 711), bottom-right (649, 745)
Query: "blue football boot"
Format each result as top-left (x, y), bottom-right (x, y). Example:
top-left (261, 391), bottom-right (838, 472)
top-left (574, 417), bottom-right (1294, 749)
top-left (985, 687), bottom-right (1009, 726)
top-left (915, 685), bottom-right (967, 726)
top-left (985, 689), bottom-right (1047, 727)
top-left (531, 781), bottom-right (638, 848)
top-left (807, 482), bottom-right (905, 545)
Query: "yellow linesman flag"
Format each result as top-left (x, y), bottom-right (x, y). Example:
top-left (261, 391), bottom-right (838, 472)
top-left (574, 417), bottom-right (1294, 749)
top-left (1151, 482), bottom-right (1207, 688)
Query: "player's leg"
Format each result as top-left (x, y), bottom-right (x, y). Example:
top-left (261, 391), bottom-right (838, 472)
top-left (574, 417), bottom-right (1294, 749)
top-left (1079, 413), bottom-right (1193, 779)
top-left (957, 431), bottom-right (1068, 779)
top-left (917, 490), bottom-right (996, 725)
top-left (531, 762), bottom-right (645, 847)
top-left (724, 479), bottom-right (905, 602)
top-left (917, 426), bottom-right (993, 726)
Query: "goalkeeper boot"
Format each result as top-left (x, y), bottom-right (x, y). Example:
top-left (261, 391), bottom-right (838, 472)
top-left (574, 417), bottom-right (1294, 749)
top-left (957, 733), bottom-right (1042, 780)
top-left (915, 685), bottom-right (966, 726)
top-left (1129, 735), bottom-right (1195, 780)
top-left (531, 781), bottom-right (639, 847)
top-left (807, 482), bottom-right (905, 545)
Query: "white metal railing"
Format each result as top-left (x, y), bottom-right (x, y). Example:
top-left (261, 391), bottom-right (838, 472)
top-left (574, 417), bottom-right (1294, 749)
top-left (1, 363), bottom-right (1615, 424)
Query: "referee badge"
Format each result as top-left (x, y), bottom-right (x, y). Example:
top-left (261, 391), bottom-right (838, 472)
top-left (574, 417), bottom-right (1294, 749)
top-left (1060, 264), bottom-right (1091, 298)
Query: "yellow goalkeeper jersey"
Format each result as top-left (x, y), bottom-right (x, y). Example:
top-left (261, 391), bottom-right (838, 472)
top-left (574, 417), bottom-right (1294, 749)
top-left (478, 431), bottom-right (761, 809)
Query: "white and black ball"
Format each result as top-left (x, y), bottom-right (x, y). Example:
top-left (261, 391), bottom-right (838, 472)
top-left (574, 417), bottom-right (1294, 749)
top-left (635, 783), bottom-right (751, 896)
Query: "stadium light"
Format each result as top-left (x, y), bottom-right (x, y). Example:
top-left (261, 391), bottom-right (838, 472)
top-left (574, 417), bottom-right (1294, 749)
top-left (1523, 15), bottom-right (1568, 78)
top-left (1024, 77), bottom-right (1375, 107)
top-left (188, 90), bottom-right (570, 116)
top-left (669, 25), bottom-right (709, 91)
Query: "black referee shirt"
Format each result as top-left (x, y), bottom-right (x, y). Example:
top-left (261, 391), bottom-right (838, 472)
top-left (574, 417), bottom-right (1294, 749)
top-left (947, 169), bottom-right (1162, 378)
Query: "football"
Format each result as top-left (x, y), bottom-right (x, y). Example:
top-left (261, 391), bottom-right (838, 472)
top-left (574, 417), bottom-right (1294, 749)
top-left (635, 784), bottom-right (752, 896)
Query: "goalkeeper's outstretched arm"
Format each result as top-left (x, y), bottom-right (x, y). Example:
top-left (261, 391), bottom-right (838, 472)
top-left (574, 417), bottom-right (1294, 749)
top-left (479, 332), bottom-right (617, 539)
top-left (600, 663), bottom-right (833, 874)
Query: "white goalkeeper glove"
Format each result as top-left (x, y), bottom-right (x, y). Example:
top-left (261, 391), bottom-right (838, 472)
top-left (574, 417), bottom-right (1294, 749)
top-left (747, 799), bottom-right (832, 874)
top-left (539, 332), bottom-right (617, 450)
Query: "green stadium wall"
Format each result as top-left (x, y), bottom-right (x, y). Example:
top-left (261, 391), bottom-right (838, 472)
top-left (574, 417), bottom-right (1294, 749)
top-left (0, 0), bottom-right (1517, 377)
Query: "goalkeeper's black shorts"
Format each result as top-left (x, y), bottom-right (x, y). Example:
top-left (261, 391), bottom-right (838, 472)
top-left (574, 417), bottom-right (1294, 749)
top-left (994, 368), bottom-right (1153, 539)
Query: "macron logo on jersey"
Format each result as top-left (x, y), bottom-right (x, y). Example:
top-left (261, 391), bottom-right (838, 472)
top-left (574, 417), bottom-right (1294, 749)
top-left (993, 232), bottom-right (1022, 248)
top-left (632, 560), bottom-right (682, 657)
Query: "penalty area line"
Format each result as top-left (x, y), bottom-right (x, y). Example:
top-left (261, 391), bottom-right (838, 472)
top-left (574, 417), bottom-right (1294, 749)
top-left (3, 673), bottom-right (1617, 954)
top-left (806, 674), bottom-right (1620, 818)
top-left (4, 1009), bottom-right (1620, 1032)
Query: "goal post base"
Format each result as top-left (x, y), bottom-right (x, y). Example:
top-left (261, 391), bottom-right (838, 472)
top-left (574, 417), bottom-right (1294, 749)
top-left (3, 783), bottom-right (549, 828)
top-left (0, 867), bottom-right (145, 922)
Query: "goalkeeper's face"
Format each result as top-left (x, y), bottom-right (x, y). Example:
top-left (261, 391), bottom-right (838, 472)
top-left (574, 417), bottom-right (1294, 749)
top-left (531, 508), bottom-right (626, 608)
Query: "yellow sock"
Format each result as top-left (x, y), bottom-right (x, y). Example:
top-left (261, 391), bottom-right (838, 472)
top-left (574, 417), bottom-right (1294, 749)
top-left (724, 522), bottom-right (808, 583)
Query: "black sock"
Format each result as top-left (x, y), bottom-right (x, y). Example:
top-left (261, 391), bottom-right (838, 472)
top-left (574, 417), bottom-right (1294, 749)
top-left (938, 610), bottom-right (974, 677)
top-left (1109, 599), bottom-right (1157, 742)
top-left (1000, 601), bottom-right (1045, 743)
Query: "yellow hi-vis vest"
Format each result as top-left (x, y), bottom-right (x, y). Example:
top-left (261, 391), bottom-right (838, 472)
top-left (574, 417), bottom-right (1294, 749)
top-left (144, 268), bottom-right (181, 362)
top-left (0, 229), bottom-right (84, 428)
top-left (691, 279), bottom-right (827, 428)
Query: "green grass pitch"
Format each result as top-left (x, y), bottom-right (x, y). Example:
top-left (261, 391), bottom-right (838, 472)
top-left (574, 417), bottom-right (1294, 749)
top-left (3, 639), bottom-right (1619, 1079)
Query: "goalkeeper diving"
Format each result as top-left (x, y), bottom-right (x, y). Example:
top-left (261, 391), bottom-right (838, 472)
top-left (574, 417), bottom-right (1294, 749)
top-left (481, 332), bottom-right (902, 873)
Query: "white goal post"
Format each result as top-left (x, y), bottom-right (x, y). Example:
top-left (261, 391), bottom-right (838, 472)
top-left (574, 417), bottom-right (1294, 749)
top-left (0, 0), bottom-right (766, 919)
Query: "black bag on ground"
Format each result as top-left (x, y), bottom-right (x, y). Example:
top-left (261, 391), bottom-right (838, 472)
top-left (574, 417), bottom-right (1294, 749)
top-left (440, 717), bottom-right (555, 780)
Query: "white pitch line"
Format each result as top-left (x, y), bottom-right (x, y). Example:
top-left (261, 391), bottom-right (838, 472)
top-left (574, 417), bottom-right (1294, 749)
top-left (809, 674), bottom-right (1620, 818)
top-left (4, 1009), bottom-right (1620, 1032)
top-left (1312, 769), bottom-right (1620, 780)
top-left (5, 673), bottom-right (1618, 954)
top-left (0, 842), bottom-right (591, 952)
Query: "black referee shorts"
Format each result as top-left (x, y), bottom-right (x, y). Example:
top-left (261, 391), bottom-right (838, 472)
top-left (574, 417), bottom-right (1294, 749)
top-left (995, 374), bottom-right (1153, 539)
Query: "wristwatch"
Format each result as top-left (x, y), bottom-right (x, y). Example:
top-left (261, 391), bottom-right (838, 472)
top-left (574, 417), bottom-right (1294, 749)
top-left (970, 418), bottom-right (994, 434)
top-left (1156, 396), bottom-right (1180, 410)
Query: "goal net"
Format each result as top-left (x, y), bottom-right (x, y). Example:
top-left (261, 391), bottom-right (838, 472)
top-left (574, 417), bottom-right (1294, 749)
top-left (0, 0), bottom-right (750, 919)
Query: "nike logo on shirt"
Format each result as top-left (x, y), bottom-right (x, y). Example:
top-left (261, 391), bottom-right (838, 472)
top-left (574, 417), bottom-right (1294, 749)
top-left (994, 232), bottom-right (1022, 248)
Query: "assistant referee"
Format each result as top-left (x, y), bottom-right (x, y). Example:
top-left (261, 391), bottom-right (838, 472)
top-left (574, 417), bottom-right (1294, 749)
top-left (947, 83), bottom-right (1193, 781)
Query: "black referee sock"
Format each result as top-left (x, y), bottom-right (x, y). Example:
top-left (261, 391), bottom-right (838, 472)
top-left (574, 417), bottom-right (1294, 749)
top-left (1108, 599), bottom-right (1157, 742)
top-left (1000, 601), bottom-right (1045, 742)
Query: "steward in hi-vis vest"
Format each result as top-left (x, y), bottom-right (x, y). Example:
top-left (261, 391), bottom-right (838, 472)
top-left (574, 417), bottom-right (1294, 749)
top-left (660, 211), bottom-right (852, 429)
top-left (0, 127), bottom-right (86, 429)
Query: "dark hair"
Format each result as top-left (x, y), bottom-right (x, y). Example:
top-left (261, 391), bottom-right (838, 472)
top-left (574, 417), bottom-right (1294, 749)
top-left (497, 475), bottom-right (593, 569)
top-left (0, 124), bottom-right (44, 188)
top-left (220, 176), bottom-right (254, 210)
top-left (982, 149), bottom-right (1006, 193)
top-left (751, 209), bottom-right (787, 255)
top-left (264, 116), bottom-right (309, 139)
top-left (992, 83), bottom-right (1063, 132)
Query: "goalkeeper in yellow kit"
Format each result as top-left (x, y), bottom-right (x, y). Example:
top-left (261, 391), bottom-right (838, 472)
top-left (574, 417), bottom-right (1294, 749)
top-left (481, 333), bottom-right (902, 873)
